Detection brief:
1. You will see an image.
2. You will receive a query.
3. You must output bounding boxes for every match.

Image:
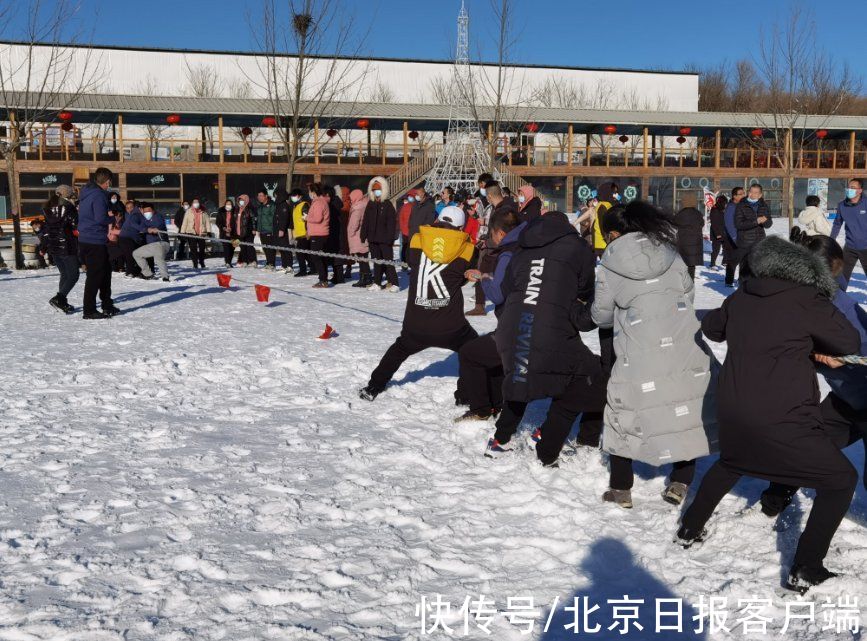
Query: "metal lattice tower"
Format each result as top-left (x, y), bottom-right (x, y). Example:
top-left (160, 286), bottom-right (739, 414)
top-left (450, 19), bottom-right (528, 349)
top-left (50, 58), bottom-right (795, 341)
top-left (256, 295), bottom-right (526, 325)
top-left (424, 1), bottom-right (497, 196)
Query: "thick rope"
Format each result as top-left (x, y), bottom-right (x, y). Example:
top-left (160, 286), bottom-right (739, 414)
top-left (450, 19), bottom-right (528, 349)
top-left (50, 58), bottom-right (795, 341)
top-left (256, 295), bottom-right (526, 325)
top-left (164, 231), bottom-right (408, 268)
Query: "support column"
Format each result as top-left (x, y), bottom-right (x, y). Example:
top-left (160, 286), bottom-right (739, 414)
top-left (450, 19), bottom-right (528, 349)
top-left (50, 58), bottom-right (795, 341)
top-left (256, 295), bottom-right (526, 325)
top-left (565, 175), bottom-right (574, 212)
top-left (642, 127), bottom-right (648, 167)
top-left (218, 116), bottom-right (224, 163)
top-left (402, 121), bottom-right (408, 163)
top-left (118, 172), bottom-right (128, 202)
top-left (714, 129), bottom-right (721, 169)
top-left (850, 131), bottom-right (857, 170)
top-left (218, 173), bottom-right (226, 206)
top-left (314, 120), bottom-right (320, 165)
top-left (567, 125), bottom-right (573, 167)
top-left (117, 114), bottom-right (124, 163)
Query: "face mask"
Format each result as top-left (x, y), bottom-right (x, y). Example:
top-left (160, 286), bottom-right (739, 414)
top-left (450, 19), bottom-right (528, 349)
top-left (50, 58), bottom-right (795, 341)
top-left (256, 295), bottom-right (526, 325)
top-left (479, 188), bottom-right (487, 197)
top-left (373, 189), bottom-right (382, 198)
top-left (308, 193), bottom-right (315, 201)
top-left (518, 195), bottom-right (526, 203)
top-left (110, 197), bottom-right (118, 204)
top-left (747, 197), bottom-right (759, 204)
top-left (846, 188), bottom-right (858, 200)
top-left (613, 193), bottom-right (622, 202)
top-left (290, 196), bottom-right (300, 203)
top-left (407, 196), bottom-right (415, 203)
top-left (225, 204), bottom-right (233, 211)
top-left (143, 212), bottom-right (153, 220)
top-left (238, 200), bottom-right (246, 207)
top-left (183, 204), bottom-right (189, 211)
top-left (192, 201), bottom-right (200, 209)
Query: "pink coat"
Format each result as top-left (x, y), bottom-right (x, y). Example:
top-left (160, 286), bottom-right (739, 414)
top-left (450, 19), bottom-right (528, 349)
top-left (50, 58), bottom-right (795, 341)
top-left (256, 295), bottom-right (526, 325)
top-left (347, 189), bottom-right (369, 254)
top-left (306, 195), bottom-right (330, 237)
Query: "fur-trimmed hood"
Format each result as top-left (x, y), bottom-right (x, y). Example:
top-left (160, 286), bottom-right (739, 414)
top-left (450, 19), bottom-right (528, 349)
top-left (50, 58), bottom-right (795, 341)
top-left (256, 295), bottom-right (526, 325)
top-left (746, 235), bottom-right (838, 298)
top-left (367, 175), bottom-right (390, 200)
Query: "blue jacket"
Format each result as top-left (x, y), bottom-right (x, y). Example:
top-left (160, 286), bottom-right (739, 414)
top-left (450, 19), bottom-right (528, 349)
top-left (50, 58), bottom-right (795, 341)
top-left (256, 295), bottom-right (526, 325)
top-left (480, 222), bottom-right (526, 310)
top-left (820, 282), bottom-right (867, 410)
top-left (76, 182), bottom-right (112, 245)
top-left (723, 201), bottom-right (737, 246)
top-left (119, 209), bottom-right (146, 241)
top-left (831, 195), bottom-right (867, 249)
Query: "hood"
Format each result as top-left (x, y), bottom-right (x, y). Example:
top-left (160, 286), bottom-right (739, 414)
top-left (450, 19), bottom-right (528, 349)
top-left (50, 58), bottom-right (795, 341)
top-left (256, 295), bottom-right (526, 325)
top-left (349, 189), bottom-right (364, 205)
top-left (800, 205), bottom-right (822, 216)
top-left (417, 225), bottom-right (472, 263)
top-left (601, 232), bottom-right (678, 280)
top-left (519, 211), bottom-right (576, 249)
top-left (367, 175), bottom-right (390, 200)
top-left (500, 221), bottom-right (527, 246)
top-left (744, 236), bottom-right (838, 299)
top-left (518, 185), bottom-right (535, 207)
top-left (596, 182), bottom-right (617, 203)
top-left (237, 194), bottom-right (251, 213)
top-left (79, 182), bottom-right (105, 207)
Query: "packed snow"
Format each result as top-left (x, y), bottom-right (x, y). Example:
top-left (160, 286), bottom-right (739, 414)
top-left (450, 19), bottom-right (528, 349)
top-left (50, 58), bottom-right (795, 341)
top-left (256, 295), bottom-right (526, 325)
top-left (0, 253), bottom-right (866, 640)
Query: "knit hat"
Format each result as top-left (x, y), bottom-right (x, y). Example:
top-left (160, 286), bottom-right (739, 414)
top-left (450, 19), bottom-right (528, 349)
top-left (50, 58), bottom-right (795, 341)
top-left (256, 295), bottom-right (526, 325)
top-left (55, 184), bottom-right (74, 198)
top-left (438, 205), bottom-right (466, 229)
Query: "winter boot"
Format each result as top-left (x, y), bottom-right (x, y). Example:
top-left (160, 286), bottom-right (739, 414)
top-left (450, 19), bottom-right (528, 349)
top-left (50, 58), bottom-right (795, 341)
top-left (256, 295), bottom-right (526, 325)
top-left (49, 295), bottom-right (65, 313)
top-left (358, 385), bottom-right (381, 402)
top-left (785, 564), bottom-right (839, 594)
top-left (484, 437), bottom-right (514, 459)
top-left (662, 482), bottom-right (690, 506)
top-left (760, 486), bottom-right (796, 517)
top-left (102, 303), bottom-right (121, 317)
top-left (602, 488), bottom-right (633, 509)
top-left (675, 524), bottom-right (708, 549)
top-left (466, 304), bottom-right (486, 316)
top-left (83, 310), bottom-right (110, 320)
top-left (59, 295), bottom-right (74, 314)
top-left (352, 276), bottom-right (369, 288)
top-left (454, 408), bottom-right (496, 423)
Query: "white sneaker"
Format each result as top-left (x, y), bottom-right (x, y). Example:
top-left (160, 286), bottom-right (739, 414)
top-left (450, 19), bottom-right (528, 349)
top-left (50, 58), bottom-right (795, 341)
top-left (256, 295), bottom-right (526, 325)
top-left (484, 437), bottom-right (514, 459)
top-left (367, 283), bottom-right (380, 291)
top-left (388, 284), bottom-right (400, 293)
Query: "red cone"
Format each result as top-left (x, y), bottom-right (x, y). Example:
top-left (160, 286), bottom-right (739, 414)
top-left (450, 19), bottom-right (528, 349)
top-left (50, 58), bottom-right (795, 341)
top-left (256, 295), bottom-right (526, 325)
top-left (319, 324), bottom-right (335, 339)
top-left (217, 273), bottom-right (232, 288)
top-left (254, 284), bottom-right (271, 302)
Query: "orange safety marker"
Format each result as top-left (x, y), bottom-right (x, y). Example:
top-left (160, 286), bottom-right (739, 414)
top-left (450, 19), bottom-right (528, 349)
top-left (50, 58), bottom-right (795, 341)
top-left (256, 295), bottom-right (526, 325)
top-left (318, 324), bottom-right (335, 339)
top-left (217, 273), bottom-right (232, 288)
top-left (254, 284), bottom-right (271, 302)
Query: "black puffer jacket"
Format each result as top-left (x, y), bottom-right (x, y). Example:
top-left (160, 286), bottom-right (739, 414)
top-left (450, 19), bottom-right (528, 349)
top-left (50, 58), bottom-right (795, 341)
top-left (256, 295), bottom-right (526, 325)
top-left (674, 207), bottom-right (704, 267)
top-left (702, 236), bottom-right (860, 488)
top-left (44, 201), bottom-right (78, 257)
top-left (709, 206), bottom-right (726, 239)
top-left (361, 199), bottom-right (397, 244)
top-left (496, 212), bottom-right (600, 403)
top-left (735, 198), bottom-right (772, 249)
top-left (408, 198), bottom-right (437, 238)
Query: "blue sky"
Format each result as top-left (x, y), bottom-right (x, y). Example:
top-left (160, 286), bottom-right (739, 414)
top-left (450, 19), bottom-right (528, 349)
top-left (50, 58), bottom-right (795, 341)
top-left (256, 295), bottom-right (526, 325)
top-left (16, 0), bottom-right (867, 78)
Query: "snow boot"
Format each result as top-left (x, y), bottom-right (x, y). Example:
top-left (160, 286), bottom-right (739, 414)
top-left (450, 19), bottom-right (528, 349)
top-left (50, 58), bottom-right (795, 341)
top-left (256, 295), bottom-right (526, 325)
top-left (662, 482), bottom-right (690, 506)
top-left (83, 310), bottom-right (110, 320)
top-left (454, 408), bottom-right (496, 423)
top-left (785, 564), bottom-right (838, 594)
top-left (358, 385), bottom-right (381, 402)
top-left (675, 524), bottom-right (708, 549)
top-left (602, 488), bottom-right (633, 509)
top-left (466, 304), bottom-right (486, 316)
top-left (760, 486), bottom-right (796, 517)
top-left (484, 437), bottom-right (514, 459)
top-left (49, 295), bottom-right (66, 313)
top-left (102, 303), bottom-right (121, 317)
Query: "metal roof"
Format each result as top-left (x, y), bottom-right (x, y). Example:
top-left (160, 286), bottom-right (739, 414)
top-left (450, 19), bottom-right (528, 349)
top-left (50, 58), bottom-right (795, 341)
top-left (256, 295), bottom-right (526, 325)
top-left (3, 91), bottom-right (867, 139)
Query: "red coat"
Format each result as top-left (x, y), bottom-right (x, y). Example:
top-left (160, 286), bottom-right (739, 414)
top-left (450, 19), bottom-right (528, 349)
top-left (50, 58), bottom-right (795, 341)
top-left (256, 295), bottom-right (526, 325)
top-left (398, 201), bottom-right (413, 238)
top-left (464, 215), bottom-right (480, 244)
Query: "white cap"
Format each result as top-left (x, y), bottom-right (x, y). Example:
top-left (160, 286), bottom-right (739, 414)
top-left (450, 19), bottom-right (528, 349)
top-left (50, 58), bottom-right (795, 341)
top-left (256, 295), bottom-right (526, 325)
top-left (438, 205), bottom-right (466, 229)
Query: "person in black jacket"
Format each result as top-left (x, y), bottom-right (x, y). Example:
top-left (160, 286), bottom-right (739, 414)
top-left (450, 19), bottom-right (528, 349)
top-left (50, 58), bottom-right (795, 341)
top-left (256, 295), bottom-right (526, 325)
top-left (408, 189), bottom-right (437, 239)
top-left (485, 212), bottom-right (606, 467)
top-left (361, 177), bottom-right (399, 291)
top-left (173, 201), bottom-right (189, 260)
top-left (359, 206), bottom-right (478, 401)
top-left (732, 183), bottom-right (772, 269)
top-left (326, 185), bottom-right (345, 284)
top-left (218, 199), bottom-right (236, 267)
top-left (274, 188), bottom-right (294, 273)
top-left (44, 188), bottom-right (79, 313)
top-left (677, 236), bottom-right (861, 593)
top-left (674, 193), bottom-right (705, 280)
top-left (708, 194), bottom-right (729, 269)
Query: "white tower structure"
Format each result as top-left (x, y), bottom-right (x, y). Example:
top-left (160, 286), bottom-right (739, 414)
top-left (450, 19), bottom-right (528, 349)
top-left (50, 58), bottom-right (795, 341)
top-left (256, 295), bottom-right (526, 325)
top-left (424, 1), bottom-right (497, 196)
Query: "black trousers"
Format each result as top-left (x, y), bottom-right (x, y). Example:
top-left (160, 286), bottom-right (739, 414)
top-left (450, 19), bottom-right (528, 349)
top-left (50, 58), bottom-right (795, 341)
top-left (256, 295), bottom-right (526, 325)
top-left (308, 236), bottom-right (329, 282)
top-left (352, 252), bottom-right (371, 279)
top-left (295, 237), bottom-right (311, 273)
top-left (175, 238), bottom-right (187, 261)
top-left (277, 233), bottom-right (294, 269)
top-left (577, 411), bottom-right (603, 447)
top-left (726, 244), bottom-right (747, 286)
top-left (370, 242), bottom-right (398, 286)
top-left (221, 237), bottom-right (235, 265)
top-left (189, 237), bottom-right (207, 268)
top-left (369, 324), bottom-right (478, 392)
top-left (494, 371), bottom-right (607, 466)
top-left (79, 243), bottom-right (112, 314)
top-left (711, 236), bottom-right (731, 267)
top-left (687, 265), bottom-right (696, 280)
top-left (682, 459), bottom-right (855, 568)
top-left (458, 333), bottom-right (503, 413)
top-left (55, 254), bottom-right (80, 298)
top-left (842, 246), bottom-right (867, 286)
top-left (238, 235), bottom-right (257, 265)
top-left (400, 235), bottom-right (409, 267)
top-left (260, 233), bottom-right (277, 267)
top-left (118, 236), bottom-right (141, 275)
top-left (609, 454), bottom-right (696, 490)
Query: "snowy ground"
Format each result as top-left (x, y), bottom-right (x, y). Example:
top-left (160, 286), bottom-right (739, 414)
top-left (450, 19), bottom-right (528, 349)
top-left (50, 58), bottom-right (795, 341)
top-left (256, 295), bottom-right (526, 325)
top-left (1, 251), bottom-right (866, 641)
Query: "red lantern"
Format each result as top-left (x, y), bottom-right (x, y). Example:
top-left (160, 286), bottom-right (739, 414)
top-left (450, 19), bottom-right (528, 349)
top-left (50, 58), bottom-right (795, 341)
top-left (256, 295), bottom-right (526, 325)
top-left (676, 136), bottom-right (686, 145)
top-left (751, 128), bottom-right (763, 138)
top-left (525, 122), bottom-right (539, 133)
top-left (58, 111), bottom-right (74, 123)
top-left (326, 128), bottom-right (337, 138)
top-left (603, 125), bottom-right (617, 135)
top-left (241, 126), bottom-right (253, 137)
top-left (618, 134), bottom-right (629, 144)
top-left (166, 113), bottom-right (181, 125)
top-left (61, 122), bottom-right (74, 132)
top-left (262, 116), bottom-right (277, 127)
top-left (679, 127), bottom-right (691, 136)
top-left (408, 130), bottom-right (419, 140)
top-left (356, 118), bottom-right (370, 129)
top-left (816, 129), bottom-right (828, 140)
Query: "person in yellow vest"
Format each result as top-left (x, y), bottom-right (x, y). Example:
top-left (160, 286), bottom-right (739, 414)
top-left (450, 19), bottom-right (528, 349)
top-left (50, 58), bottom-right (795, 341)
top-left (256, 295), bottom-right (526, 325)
top-left (591, 181), bottom-right (621, 259)
top-left (290, 188), bottom-right (312, 277)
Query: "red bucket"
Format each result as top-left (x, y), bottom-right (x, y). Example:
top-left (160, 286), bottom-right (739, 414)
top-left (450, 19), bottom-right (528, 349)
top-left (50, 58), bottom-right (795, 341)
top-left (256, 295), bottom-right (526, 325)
top-left (217, 273), bottom-right (232, 288)
top-left (254, 284), bottom-right (271, 303)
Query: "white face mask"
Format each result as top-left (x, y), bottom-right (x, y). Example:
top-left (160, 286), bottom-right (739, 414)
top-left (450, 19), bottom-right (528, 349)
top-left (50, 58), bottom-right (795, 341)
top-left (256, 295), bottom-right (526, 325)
top-left (192, 201), bottom-right (200, 209)
top-left (479, 188), bottom-right (487, 197)
top-left (110, 197), bottom-right (118, 204)
top-left (238, 200), bottom-right (245, 207)
top-left (225, 204), bottom-right (233, 211)
top-left (143, 211), bottom-right (153, 220)
top-left (518, 195), bottom-right (526, 203)
top-left (309, 193), bottom-right (315, 201)
top-left (373, 189), bottom-right (382, 198)
top-left (290, 196), bottom-right (300, 203)
top-left (407, 196), bottom-right (415, 203)
top-left (183, 204), bottom-right (189, 211)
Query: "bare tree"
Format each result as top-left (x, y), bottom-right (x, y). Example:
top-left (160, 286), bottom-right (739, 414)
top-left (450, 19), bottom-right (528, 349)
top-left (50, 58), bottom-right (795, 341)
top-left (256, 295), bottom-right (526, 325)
top-left (227, 78), bottom-right (262, 156)
top-left (0, 0), bottom-right (99, 268)
top-left (366, 78), bottom-right (393, 155)
top-left (247, 0), bottom-right (369, 189)
top-left (137, 75), bottom-right (172, 161)
top-left (184, 61), bottom-right (220, 156)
